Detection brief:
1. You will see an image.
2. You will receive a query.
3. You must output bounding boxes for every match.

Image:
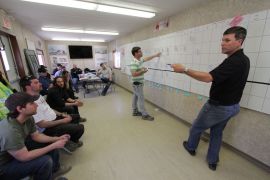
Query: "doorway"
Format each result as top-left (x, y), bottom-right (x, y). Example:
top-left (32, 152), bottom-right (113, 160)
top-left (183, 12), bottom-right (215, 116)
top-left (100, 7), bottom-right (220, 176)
top-left (0, 35), bottom-right (20, 91)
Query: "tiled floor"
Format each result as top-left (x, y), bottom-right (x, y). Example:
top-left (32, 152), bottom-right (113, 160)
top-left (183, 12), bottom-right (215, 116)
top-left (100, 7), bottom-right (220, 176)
top-left (62, 86), bottom-right (269, 180)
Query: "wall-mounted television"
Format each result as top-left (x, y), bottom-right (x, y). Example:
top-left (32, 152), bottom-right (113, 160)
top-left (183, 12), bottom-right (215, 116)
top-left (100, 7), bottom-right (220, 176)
top-left (68, 45), bottom-right (93, 59)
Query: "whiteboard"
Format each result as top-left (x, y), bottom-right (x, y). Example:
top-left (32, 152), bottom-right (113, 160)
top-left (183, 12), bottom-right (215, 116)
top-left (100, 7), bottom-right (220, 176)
top-left (120, 9), bottom-right (270, 115)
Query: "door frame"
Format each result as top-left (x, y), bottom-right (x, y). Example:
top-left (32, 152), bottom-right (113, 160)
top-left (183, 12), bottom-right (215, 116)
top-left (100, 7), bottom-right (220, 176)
top-left (0, 30), bottom-right (25, 80)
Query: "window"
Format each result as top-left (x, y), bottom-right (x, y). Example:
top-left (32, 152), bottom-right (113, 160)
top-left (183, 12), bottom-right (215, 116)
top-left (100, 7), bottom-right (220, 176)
top-left (36, 49), bottom-right (44, 65)
top-left (114, 51), bottom-right (120, 68)
top-left (0, 50), bottom-right (10, 71)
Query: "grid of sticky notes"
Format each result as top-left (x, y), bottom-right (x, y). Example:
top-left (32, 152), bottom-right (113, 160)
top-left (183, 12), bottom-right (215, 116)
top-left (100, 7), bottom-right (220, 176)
top-left (120, 10), bottom-right (270, 114)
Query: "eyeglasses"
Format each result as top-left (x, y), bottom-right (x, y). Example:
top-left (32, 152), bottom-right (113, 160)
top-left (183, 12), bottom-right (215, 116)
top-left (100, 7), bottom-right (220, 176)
top-left (23, 75), bottom-right (35, 81)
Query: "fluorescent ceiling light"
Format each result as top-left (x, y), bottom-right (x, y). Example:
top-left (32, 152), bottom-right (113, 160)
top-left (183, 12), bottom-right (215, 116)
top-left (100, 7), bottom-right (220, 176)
top-left (21, 0), bottom-right (97, 10)
top-left (97, 5), bottom-right (155, 18)
top-left (52, 38), bottom-right (105, 42)
top-left (42, 27), bottom-right (84, 33)
top-left (84, 30), bottom-right (119, 35)
top-left (21, 0), bottom-right (155, 18)
top-left (42, 27), bottom-right (119, 35)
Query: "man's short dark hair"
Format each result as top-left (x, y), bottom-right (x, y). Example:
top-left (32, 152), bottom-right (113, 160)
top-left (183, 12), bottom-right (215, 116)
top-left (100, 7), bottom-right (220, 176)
top-left (20, 75), bottom-right (37, 91)
top-left (223, 26), bottom-right (247, 44)
top-left (131, 47), bottom-right (141, 56)
top-left (38, 67), bottom-right (47, 73)
top-left (100, 63), bottom-right (104, 67)
top-left (57, 63), bottom-right (62, 67)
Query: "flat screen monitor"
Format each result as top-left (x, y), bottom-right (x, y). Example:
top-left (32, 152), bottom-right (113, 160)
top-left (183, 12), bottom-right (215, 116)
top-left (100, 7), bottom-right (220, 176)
top-left (68, 45), bottom-right (93, 59)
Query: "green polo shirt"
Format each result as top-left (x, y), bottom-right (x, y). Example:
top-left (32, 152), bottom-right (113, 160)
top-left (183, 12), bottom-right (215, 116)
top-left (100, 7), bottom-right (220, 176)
top-left (0, 116), bottom-right (36, 166)
top-left (130, 58), bottom-right (144, 83)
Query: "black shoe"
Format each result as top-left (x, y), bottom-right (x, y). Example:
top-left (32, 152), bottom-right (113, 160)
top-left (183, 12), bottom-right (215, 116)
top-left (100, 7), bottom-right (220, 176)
top-left (142, 115), bottom-right (154, 121)
top-left (53, 165), bottom-right (72, 179)
top-left (208, 163), bottom-right (217, 171)
top-left (133, 111), bottom-right (142, 116)
top-left (79, 118), bottom-right (87, 122)
top-left (72, 141), bottom-right (83, 148)
top-left (183, 141), bottom-right (196, 156)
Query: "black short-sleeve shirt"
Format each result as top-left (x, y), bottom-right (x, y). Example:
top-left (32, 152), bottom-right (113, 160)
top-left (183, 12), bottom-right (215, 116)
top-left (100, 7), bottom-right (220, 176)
top-left (209, 49), bottom-right (250, 105)
top-left (46, 86), bottom-right (69, 109)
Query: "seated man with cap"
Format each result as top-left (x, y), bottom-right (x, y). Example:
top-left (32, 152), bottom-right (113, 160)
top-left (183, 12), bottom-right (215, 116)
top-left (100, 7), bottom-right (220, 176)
top-left (0, 92), bottom-right (71, 180)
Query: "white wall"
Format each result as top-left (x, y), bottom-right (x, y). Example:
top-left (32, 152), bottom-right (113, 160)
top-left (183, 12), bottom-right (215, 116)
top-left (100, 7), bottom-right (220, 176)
top-left (45, 40), bottom-right (108, 72)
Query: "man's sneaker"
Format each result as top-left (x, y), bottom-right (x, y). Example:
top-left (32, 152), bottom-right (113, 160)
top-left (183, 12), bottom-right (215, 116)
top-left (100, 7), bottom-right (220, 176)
top-left (133, 111), bottom-right (142, 116)
top-left (208, 163), bottom-right (217, 171)
top-left (142, 115), bottom-right (154, 121)
top-left (75, 141), bottom-right (83, 148)
top-left (69, 140), bottom-right (83, 148)
top-left (64, 141), bottom-right (78, 152)
top-left (79, 118), bottom-right (87, 122)
top-left (53, 165), bottom-right (72, 179)
top-left (61, 147), bottom-right (73, 155)
top-left (183, 141), bottom-right (196, 156)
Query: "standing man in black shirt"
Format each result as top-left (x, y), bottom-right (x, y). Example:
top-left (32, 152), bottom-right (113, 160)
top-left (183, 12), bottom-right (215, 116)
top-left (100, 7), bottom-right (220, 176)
top-left (171, 26), bottom-right (250, 170)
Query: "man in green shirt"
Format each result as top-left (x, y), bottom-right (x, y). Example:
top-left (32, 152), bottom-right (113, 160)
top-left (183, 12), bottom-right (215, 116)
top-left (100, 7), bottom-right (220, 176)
top-left (130, 47), bottom-right (161, 121)
top-left (0, 92), bottom-right (71, 180)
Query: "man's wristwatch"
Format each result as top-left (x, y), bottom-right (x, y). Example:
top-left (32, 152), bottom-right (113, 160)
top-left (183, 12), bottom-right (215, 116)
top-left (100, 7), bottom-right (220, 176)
top-left (184, 67), bottom-right (189, 73)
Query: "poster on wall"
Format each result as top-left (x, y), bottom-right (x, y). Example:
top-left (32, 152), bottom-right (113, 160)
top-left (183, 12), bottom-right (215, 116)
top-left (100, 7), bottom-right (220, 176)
top-left (48, 45), bottom-right (70, 69)
top-left (94, 46), bottom-right (108, 68)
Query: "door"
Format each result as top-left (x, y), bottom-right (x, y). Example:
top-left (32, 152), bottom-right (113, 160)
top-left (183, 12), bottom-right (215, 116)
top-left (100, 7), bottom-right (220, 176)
top-left (0, 35), bottom-right (20, 91)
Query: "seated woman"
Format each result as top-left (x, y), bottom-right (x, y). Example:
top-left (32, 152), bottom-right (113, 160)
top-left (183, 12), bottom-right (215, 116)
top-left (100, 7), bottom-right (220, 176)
top-left (62, 70), bottom-right (77, 99)
top-left (47, 76), bottom-right (86, 122)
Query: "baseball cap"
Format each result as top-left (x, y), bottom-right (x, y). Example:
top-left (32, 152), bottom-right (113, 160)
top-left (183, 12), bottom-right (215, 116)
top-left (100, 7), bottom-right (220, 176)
top-left (5, 92), bottom-right (39, 112)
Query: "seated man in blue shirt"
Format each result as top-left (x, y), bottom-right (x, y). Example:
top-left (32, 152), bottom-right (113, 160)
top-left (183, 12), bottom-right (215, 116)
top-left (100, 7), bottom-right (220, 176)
top-left (38, 67), bottom-right (52, 96)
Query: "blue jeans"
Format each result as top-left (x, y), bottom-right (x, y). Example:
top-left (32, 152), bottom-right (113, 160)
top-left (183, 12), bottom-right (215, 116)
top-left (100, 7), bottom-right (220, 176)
top-left (24, 137), bottom-right (60, 172)
top-left (0, 155), bottom-right (53, 180)
top-left (186, 101), bottom-right (240, 164)
top-left (132, 84), bottom-right (148, 116)
top-left (100, 78), bottom-right (112, 96)
top-left (72, 78), bottom-right (79, 91)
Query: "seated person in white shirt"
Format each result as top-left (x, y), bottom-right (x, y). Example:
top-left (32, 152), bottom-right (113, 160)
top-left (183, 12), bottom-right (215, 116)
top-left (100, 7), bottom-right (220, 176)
top-left (97, 63), bottom-right (112, 96)
top-left (20, 76), bottom-right (84, 152)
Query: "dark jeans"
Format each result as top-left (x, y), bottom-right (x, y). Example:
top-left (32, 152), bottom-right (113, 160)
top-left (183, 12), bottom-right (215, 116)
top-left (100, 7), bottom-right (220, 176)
top-left (55, 106), bottom-right (80, 116)
top-left (185, 101), bottom-right (240, 164)
top-left (0, 155), bottom-right (53, 180)
top-left (0, 138), bottom-right (61, 180)
top-left (24, 138), bottom-right (60, 172)
top-left (101, 78), bottom-right (112, 96)
top-left (43, 115), bottom-right (84, 143)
